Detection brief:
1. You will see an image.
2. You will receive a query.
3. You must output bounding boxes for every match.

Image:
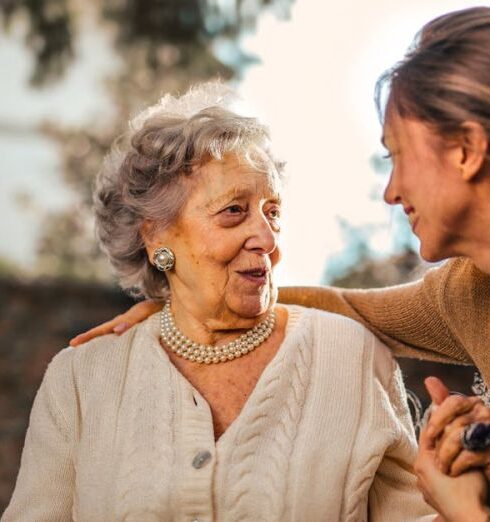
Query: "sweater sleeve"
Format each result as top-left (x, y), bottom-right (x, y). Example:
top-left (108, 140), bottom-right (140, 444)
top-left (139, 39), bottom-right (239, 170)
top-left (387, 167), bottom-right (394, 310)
top-left (278, 257), bottom-right (478, 365)
top-left (2, 349), bottom-right (77, 522)
top-left (368, 337), bottom-right (435, 522)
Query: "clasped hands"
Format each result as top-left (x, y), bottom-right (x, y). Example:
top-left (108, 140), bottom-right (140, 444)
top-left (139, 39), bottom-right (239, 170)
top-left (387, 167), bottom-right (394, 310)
top-left (415, 377), bottom-right (490, 522)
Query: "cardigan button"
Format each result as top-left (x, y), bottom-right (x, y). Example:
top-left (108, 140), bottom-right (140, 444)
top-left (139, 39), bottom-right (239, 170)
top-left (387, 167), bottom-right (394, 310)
top-left (192, 450), bottom-right (212, 469)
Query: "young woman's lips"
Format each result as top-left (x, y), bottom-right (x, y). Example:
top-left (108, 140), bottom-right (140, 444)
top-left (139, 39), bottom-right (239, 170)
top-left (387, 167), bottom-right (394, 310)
top-left (411, 217), bottom-right (419, 233)
top-left (404, 207), bottom-right (418, 232)
top-left (407, 212), bottom-right (419, 232)
top-left (237, 268), bottom-right (268, 285)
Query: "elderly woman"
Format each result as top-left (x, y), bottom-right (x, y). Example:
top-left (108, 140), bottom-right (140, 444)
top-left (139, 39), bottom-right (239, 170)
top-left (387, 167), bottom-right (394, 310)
top-left (2, 85), bottom-right (433, 521)
top-left (71, 7), bottom-right (490, 522)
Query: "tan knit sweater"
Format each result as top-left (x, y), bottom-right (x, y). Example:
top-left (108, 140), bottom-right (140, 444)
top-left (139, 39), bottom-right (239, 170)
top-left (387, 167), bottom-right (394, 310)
top-left (3, 306), bottom-right (434, 521)
top-left (280, 257), bottom-right (489, 380)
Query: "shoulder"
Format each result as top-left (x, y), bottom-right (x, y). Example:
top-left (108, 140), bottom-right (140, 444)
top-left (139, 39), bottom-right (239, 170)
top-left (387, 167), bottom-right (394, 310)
top-left (296, 308), bottom-right (405, 415)
top-left (286, 303), bottom-right (367, 336)
top-left (424, 257), bottom-right (490, 327)
top-left (424, 257), bottom-right (485, 295)
top-left (44, 314), bottom-right (158, 393)
top-left (51, 325), bottom-right (135, 375)
top-left (285, 304), bottom-right (396, 379)
top-left (294, 304), bottom-right (379, 351)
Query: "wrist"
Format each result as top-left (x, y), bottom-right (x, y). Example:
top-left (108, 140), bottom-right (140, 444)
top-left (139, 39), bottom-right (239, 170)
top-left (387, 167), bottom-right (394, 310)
top-left (448, 506), bottom-right (490, 522)
top-left (472, 506), bottom-right (490, 522)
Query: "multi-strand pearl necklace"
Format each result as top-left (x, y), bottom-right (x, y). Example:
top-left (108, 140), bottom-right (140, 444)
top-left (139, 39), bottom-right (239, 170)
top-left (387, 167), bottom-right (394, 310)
top-left (160, 301), bottom-right (276, 364)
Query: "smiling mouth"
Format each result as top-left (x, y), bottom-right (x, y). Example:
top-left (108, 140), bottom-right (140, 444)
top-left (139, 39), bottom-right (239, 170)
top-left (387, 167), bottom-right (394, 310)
top-left (404, 207), bottom-right (418, 229)
top-left (406, 212), bottom-right (419, 232)
top-left (237, 268), bottom-right (269, 284)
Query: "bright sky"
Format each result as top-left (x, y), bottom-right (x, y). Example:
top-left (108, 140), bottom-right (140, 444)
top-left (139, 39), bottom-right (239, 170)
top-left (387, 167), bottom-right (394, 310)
top-left (0, 0), bottom-right (482, 284)
top-left (238, 0), bottom-right (482, 285)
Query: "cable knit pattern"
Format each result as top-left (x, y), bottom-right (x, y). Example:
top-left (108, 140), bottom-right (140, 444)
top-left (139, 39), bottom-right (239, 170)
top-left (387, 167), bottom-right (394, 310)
top-left (113, 335), bottom-right (175, 520)
top-left (3, 305), bottom-right (434, 522)
top-left (220, 307), bottom-right (312, 521)
top-left (344, 335), bottom-right (400, 514)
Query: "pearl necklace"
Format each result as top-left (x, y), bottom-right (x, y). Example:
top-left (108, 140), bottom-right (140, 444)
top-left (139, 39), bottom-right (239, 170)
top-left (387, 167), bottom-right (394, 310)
top-left (160, 301), bottom-right (276, 364)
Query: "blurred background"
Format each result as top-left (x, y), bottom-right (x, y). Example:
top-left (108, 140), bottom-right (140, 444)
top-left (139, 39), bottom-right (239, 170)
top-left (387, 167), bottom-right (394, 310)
top-left (0, 0), bottom-right (481, 509)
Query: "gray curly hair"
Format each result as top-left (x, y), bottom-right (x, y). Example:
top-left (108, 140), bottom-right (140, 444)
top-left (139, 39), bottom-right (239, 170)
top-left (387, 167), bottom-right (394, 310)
top-left (94, 83), bottom-right (284, 299)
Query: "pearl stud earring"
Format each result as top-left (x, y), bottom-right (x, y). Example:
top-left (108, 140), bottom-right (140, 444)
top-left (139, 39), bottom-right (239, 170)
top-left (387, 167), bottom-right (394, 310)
top-left (153, 247), bottom-right (175, 271)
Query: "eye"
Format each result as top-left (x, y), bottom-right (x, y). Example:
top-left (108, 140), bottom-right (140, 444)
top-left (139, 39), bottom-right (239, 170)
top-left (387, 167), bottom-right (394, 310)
top-left (217, 204), bottom-right (248, 227)
top-left (268, 206), bottom-right (281, 219)
top-left (223, 204), bottom-right (245, 215)
top-left (266, 205), bottom-right (281, 232)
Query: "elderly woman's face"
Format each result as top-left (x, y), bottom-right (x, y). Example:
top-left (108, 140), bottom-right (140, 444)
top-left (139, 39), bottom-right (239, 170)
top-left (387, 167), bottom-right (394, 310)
top-left (148, 154), bottom-right (282, 319)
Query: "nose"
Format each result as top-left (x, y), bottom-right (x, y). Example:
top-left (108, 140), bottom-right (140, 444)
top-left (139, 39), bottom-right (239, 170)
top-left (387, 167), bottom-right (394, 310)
top-left (383, 172), bottom-right (402, 206)
top-left (244, 212), bottom-right (278, 254)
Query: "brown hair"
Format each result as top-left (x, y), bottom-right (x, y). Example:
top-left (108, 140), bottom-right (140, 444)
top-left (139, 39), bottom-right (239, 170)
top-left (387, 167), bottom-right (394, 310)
top-left (376, 7), bottom-right (490, 141)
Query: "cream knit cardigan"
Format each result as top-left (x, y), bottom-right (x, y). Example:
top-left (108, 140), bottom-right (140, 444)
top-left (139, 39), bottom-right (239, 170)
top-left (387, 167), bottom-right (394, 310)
top-left (3, 306), bottom-right (434, 521)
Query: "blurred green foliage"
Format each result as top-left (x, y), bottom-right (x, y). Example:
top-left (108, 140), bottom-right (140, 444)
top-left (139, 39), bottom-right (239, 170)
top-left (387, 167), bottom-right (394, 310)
top-left (0, 0), bottom-right (293, 281)
top-left (1, 0), bottom-right (292, 85)
top-left (1, 0), bottom-right (73, 85)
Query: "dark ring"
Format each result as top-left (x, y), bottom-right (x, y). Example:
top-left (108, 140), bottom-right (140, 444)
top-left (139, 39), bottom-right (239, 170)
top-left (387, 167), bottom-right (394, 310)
top-left (461, 422), bottom-right (490, 452)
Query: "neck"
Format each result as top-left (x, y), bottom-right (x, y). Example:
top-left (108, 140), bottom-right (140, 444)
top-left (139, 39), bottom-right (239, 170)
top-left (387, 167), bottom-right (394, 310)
top-left (459, 242), bottom-right (490, 274)
top-left (450, 186), bottom-right (490, 274)
top-left (168, 292), bottom-right (272, 346)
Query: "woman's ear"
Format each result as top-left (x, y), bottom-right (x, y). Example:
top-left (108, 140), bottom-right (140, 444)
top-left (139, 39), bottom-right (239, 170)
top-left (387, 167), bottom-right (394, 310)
top-left (140, 220), bottom-right (159, 258)
top-left (458, 121), bottom-right (488, 181)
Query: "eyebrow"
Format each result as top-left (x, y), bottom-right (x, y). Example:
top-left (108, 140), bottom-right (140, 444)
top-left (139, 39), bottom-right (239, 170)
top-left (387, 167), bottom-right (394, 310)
top-left (206, 187), bottom-right (282, 209)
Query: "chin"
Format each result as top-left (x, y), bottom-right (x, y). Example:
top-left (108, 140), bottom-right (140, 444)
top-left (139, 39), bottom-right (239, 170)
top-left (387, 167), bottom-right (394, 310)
top-left (419, 240), bottom-right (448, 264)
top-left (419, 248), bottom-right (439, 263)
top-left (229, 286), bottom-right (277, 319)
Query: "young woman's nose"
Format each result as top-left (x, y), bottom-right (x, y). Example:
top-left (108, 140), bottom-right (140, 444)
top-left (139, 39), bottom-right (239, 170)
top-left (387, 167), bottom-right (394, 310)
top-left (383, 173), bottom-right (402, 206)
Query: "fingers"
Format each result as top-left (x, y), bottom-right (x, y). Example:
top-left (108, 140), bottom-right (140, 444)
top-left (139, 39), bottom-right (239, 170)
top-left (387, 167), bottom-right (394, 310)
top-left (69, 300), bottom-right (163, 347)
top-left (414, 446), bottom-right (442, 512)
top-left (425, 376), bottom-right (450, 406)
top-left (414, 443), bottom-right (489, 519)
top-left (425, 394), bottom-right (482, 442)
top-left (128, 299), bottom-right (163, 319)
top-left (69, 317), bottom-right (125, 347)
top-left (414, 445), bottom-right (437, 476)
top-left (419, 424), bottom-right (437, 451)
top-left (434, 402), bottom-right (490, 475)
top-left (449, 449), bottom-right (490, 477)
top-left (113, 322), bottom-right (130, 334)
top-left (435, 413), bottom-right (473, 473)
